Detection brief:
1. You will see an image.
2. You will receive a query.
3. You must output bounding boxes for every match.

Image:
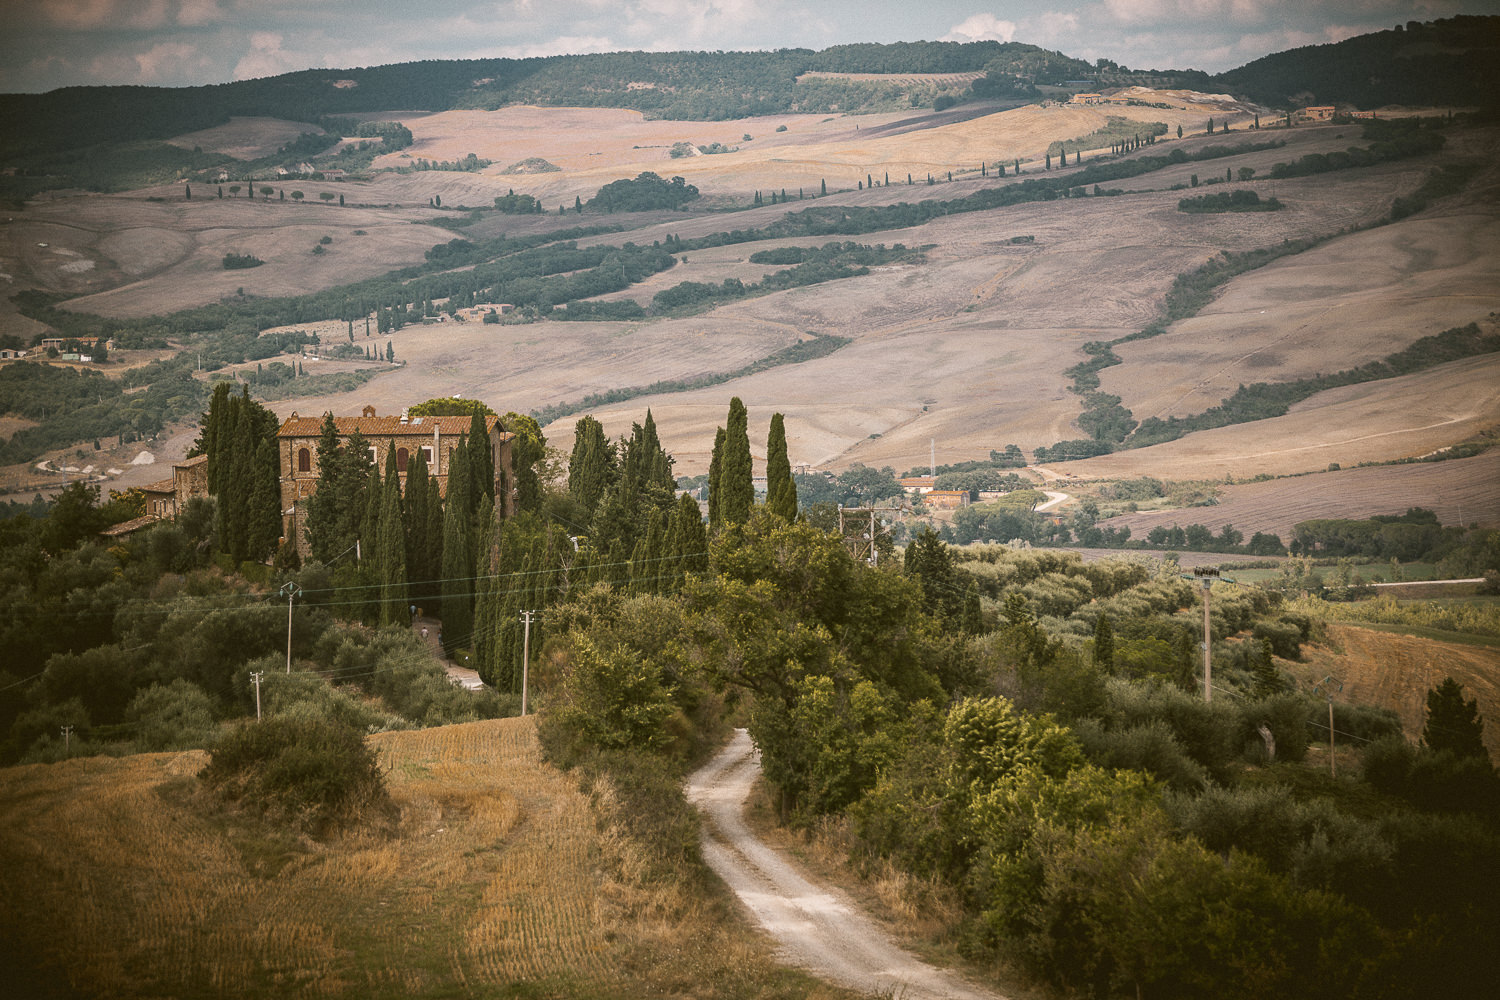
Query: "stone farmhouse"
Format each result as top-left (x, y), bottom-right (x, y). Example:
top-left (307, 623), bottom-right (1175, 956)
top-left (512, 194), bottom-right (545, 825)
top-left (100, 454), bottom-right (210, 542)
top-left (276, 406), bottom-right (515, 555)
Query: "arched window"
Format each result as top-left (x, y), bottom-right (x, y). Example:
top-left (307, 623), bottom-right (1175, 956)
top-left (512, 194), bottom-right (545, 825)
top-left (298, 448), bottom-right (310, 472)
top-left (396, 447), bottom-right (409, 473)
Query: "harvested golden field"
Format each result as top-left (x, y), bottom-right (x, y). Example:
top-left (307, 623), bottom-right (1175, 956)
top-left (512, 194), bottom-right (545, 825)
top-left (0, 717), bottom-right (847, 1000)
top-left (5, 100), bottom-right (1497, 495)
top-left (1288, 623), bottom-right (1500, 761)
top-left (1096, 447), bottom-right (1500, 541)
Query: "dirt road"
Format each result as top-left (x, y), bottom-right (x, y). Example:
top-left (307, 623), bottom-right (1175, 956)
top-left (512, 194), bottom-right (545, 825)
top-left (685, 730), bottom-right (1006, 1000)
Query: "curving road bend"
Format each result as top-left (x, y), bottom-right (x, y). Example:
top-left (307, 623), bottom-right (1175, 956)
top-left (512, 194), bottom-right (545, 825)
top-left (686, 729), bottom-right (1007, 1000)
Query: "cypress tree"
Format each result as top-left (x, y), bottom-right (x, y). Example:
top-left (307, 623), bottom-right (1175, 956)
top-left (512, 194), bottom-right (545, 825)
top-left (674, 491), bottom-right (708, 576)
top-left (1423, 677), bottom-right (1487, 758)
top-left (376, 445), bottom-right (408, 626)
top-left (707, 426), bottom-right (725, 533)
top-left (765, 412), bottom-right (797, 521)
top-left (1093, 613), bottom-right (1115, 671)
top-left (404, 446), bottom-right (431, 588)
top-left (202, 382), bottom-right (232, 492)
top-left (466, 410), bottom-right (493, 511)
top-left (424, 471), bottom-right (444, 593)
top-left (720, 397), bottom-right (753, 527)
top-left (440, 442), bottom-right (473, 655)
top-left (247, 438), bottom-right (282, 560)
top-left (568, 415), bottom-right (614, 517)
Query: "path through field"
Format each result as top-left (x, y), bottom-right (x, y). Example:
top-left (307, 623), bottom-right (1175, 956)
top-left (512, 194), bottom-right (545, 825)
top-left (686, 729), bottom-right (1006, 1000)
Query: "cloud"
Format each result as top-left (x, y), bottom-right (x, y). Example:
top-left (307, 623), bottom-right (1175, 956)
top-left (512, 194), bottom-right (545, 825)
top-left (177, 0), bottom-right (225, 28)
top-left (37, 0), bottom-right (173, 31)
top-left (942, 13), bottom-right (1018, 43)
top-left (233, 31), bottom-right (307, 80)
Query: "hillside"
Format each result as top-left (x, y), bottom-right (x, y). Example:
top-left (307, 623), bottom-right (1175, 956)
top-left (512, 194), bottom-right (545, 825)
top-left (0, 717), bottom-right (853, 1000)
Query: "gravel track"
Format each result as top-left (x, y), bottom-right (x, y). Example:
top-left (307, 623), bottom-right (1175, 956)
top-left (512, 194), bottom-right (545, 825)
top-left (686, 729), bottom-right (1006, 1000)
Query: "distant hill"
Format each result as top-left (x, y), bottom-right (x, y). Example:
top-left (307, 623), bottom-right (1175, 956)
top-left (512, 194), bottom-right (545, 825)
top-left (2, 19), bottom-right (1497, 192)
top-left (1217, 15), bottom-right (1500, 109)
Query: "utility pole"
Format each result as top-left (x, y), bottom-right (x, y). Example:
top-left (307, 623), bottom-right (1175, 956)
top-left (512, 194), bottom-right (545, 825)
top-left (519, 610), bottom-right (537, 716)
top-left (279, 582), bottom-right (302, 673)
top-left (1315, 675), bottom-right (1342, 776)
top-left (60, 725), bottom-right (73, 755)
top-left (1193, 567), bottom-right (1219, 702)
top-left (837, 505), bottom-right (898, 567)
top-left (251, 671), bottom-right (264, 721)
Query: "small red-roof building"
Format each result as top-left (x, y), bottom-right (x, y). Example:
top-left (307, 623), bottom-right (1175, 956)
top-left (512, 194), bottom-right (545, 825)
top-left (922, 489), bottom-right (970, 510)
top-left (276, 405), bottom-right (514, 555)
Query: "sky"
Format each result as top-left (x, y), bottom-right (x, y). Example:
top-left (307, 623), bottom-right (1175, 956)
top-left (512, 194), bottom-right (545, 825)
top-left (0, 0), bottom-right (1491, 94)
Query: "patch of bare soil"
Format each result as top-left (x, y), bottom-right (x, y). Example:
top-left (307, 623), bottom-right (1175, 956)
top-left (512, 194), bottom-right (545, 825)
top-left (1096, 446), bottom-right (1500, 541)
top-left (1289, 624), bottom-right (1500, 761)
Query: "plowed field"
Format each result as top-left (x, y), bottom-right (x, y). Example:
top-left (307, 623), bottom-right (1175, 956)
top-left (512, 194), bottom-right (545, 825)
top-left (1289, 624), bottom-right (1500, 761)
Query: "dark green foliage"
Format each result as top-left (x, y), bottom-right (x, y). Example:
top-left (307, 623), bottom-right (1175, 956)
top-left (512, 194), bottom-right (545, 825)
top-left (1177, 189), bottom-right (1283, 213)
top-left (203, 386), bottom-right (281, 564)
top-left (1218, 16), bottom-right (1500, 108)
top-left (375, 445), bottom-right (407, 626)
top-left (764, 412), bottom-right (797, 520)
top-left (439, 440), bottom-right (474, 654)
top-left (585, 171), bottom-right (699, 212)
top-left (567, 415), bottom-right (615, 518)
top-left (1422, 677), bottom-right (1487, 759)
top-left (221, 252), bottom-right (264, 270)
top-left (305, 419), bottom-right (373, 565)
top-left (718, 398), bottom-right (753, 527)
top-left (200, 713), bottom-right (391, 835)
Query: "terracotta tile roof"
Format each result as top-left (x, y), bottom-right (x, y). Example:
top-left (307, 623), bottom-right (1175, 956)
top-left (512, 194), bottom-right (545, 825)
top-left (101, 514), bottom-right (161, 537)
top-left (176, 454), bottom-right (207, 468)
top-left (276, 412), bottom-right (509, 440)
top-left (142, 478), bottom-right (175, 493)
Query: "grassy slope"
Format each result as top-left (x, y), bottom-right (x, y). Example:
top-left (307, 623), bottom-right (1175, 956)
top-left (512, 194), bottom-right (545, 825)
top-left (0, 717), bottom-right (854, 1000)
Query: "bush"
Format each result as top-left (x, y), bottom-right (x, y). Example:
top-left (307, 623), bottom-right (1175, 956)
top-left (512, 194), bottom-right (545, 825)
top-left (199, 712), bottom-right (392, 835)
top-left (125, 679), bottom-right (218, 751)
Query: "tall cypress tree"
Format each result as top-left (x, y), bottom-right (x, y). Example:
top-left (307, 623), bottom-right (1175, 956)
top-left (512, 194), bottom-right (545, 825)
top-left (720, 397), bottom-right (753, 527)
top-left (247, 437), bottom-right (282, 559)
top-left (200, 382), bottom-right (233, 492)
top-left (376, 445), bottom-right (408, 626)
top-left (403, 446), bottom-right (431, 588)
top-left (674, 491), bottom-right (708, 576)
top-left (707, 426), bottom-right (725, 533)
top-left (765, 412), bottom-right (797, 521)
top-left (466, 410), bottom-right (493, 513)
top-left (440, 440), bottom-right (474, 654)
top-left (568, 415), bottom-right (614, 517)
top-left (423, 471), bottom-right (443, 603)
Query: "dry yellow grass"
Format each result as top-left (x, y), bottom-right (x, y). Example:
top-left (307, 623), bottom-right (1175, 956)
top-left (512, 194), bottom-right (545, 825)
top-left (1289, 624), bottom-right (1500, 760)
top-left (7, 102), bottom-right (1497, 492)
top-left (0, 718), bottom-right (850, 999)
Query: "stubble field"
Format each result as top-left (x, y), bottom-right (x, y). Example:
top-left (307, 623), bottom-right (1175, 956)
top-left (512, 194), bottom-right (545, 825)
top-left (2, 96), bottom-right (1497, 510)
top-left (0, 716), bottom-right (847, 1000)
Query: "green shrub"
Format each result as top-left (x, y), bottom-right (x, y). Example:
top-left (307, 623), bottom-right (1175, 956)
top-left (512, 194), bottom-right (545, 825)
top-left (1074, 717), bottom-right (1209, 791)
top-left (199, 711), bottom-right (391, 835)
top-left (125, 679), bottom-right (218, 751)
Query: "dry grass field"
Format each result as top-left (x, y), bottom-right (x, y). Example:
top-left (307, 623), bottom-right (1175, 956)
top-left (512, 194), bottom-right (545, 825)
top-left (1096, 446), bottom-right (1500, 541)
top-left (2, 97), bottom-right (1497, 512)
top-left (0, 716), bottom-right (850, 1000)
top-left (1289, 624), bottom-right (1500, 761)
